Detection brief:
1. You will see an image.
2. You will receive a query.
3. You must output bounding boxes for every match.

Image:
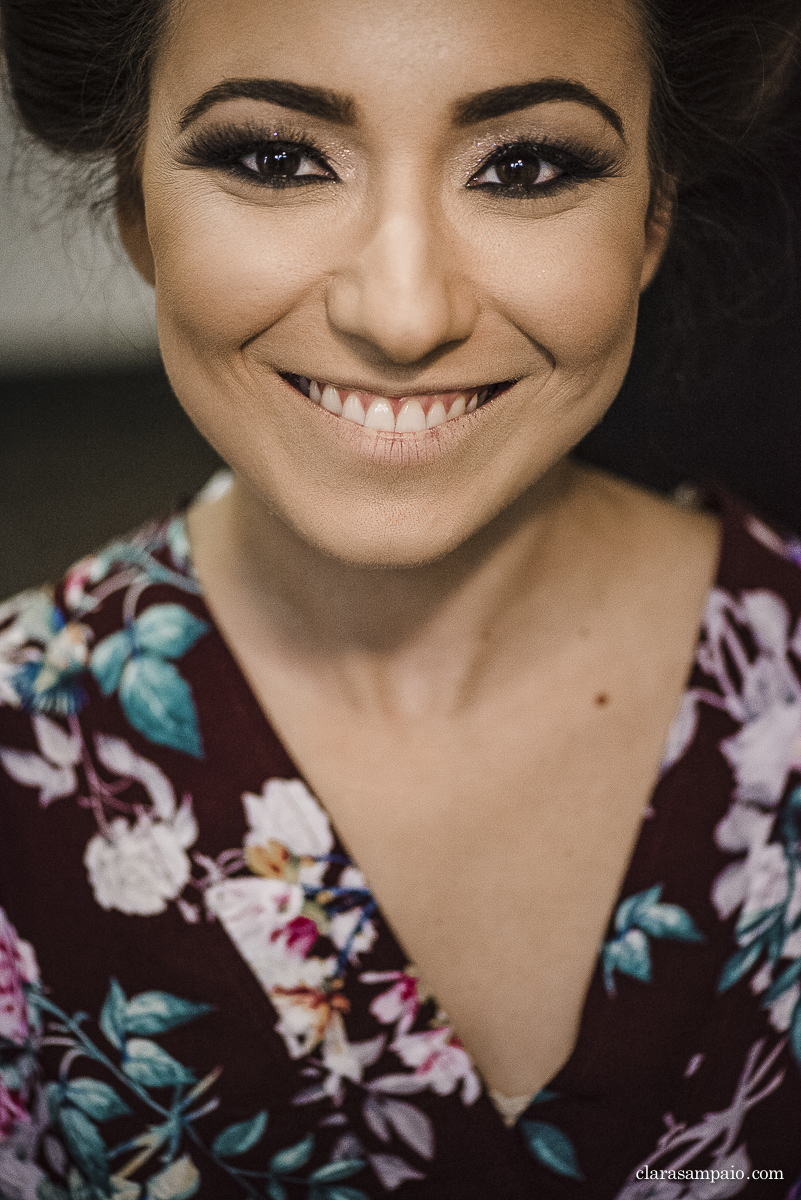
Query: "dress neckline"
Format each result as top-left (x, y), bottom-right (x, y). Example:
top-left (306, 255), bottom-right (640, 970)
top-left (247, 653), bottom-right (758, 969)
top-left (173, 478), bottom-right (730, 1123)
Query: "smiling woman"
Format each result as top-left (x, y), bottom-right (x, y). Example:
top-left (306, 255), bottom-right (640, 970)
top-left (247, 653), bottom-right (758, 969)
top-left (1, 1), bottom-right (801, 1198)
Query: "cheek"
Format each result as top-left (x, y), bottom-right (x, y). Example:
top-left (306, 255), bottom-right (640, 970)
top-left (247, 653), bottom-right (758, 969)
top-left (475, 201), bottom-right (646, 375)
top-left (147, 185), bottom-right (330, 368)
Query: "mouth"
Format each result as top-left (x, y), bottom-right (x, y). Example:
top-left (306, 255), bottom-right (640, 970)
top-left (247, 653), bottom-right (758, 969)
top-left (281, 373), bottom-right (514, 433)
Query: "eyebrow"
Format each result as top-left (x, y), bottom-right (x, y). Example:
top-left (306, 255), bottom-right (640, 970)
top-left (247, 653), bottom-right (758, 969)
top-left (452, 79), bottom-right (625, 140)
top-left (178, 78), bottom-right (357, 131)
top-left (177, 74), bottom-right (625, 142)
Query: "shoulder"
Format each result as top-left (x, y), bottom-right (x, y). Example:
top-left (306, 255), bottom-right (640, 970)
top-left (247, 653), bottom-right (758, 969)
top-left (0, 511), bottom-right (211, 762)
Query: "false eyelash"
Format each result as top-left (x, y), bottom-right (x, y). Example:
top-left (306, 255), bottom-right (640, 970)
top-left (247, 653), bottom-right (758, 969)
top-left (178, 120), bottom-right (337, 183)
top-left (467, 138), bottom-right (620, 197)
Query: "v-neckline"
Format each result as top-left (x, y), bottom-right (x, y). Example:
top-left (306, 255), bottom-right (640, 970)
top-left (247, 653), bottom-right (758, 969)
top-left (176, 481), bottom-right (728, 1127)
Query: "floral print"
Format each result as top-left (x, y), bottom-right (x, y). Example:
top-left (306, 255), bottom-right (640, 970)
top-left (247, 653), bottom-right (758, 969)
top-left (2, 490), bottom-right (801, 1196)
top-left (0, 924), bottom-right (371, 1200)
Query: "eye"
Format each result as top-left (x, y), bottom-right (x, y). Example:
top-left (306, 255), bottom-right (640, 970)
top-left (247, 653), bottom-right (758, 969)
top-left (470, 145), bottom-right (563, 193)
top-left (240, 142), bottom-right (334, 184)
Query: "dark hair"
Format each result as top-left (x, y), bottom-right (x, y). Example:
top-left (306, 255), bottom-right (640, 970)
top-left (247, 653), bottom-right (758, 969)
top-left (1, 0), bottom-right (799, 352)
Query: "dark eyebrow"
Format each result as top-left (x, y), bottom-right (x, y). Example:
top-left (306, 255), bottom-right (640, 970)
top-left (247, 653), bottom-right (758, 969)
top-left (452, 78), bottom-right (625, 140)
top-left (178, 78), bottom-right (357, 131)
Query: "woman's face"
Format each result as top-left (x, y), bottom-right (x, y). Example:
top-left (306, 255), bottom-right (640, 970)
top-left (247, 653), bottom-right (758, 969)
top-left (127, 0), bottom-right (668, 566)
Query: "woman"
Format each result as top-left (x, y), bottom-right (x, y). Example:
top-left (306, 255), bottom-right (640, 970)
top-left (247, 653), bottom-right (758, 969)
top-left (1, 0), bottom-right (800, 1195)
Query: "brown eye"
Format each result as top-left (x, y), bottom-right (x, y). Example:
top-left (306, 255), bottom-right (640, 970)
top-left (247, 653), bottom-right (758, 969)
top-left (240, 142), bottom-right (332, 183)
top-left (255, 146), bottom-right (303, 178)
top-left (471, 147), bottom-right (561, 191)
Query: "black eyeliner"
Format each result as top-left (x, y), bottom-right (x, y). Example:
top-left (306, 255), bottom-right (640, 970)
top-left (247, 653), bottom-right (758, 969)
top-left (467, 138), bottom-right (620, 198)
top-left (177, 120), bottom-right (337, 186)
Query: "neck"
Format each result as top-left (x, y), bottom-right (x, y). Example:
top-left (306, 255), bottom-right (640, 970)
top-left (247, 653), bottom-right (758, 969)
top-left (187, 457), bottom-right (598, 717)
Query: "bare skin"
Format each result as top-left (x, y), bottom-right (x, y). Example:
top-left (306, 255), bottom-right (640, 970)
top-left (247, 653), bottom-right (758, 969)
top-left (121, 0), bottom-right (721, 1099)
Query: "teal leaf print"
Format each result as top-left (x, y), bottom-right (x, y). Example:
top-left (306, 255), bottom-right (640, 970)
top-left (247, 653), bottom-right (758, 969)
top-left (134, 605), bottom-right (209, 660)
top-left (604, 885), bottom-right (702, 993)
top-left (90, 603), bottom-right (208, 756)
top-left (603, 928), bottom-right (651, 992)
top-left (67, 1168), bottom-right (94, 1200)
top-left (100, 978), bottom-right (129, 1049)
top-left (124, 991), bottom-right (213, 1036)
top-left (615, 884), bottom-right (662, 934)
top-left (322, 1190), bottom-right (371, 1200)
top-left (36, 1182), bottom-right (70, 1200)
top-left (212, 1111), bottom-right (268, 1158)
top-left (521, 1119), bottom-right (584, 1181)
top-left (146, 1156), bottom-right (201, 1200)
top-left (763, 957), bottom-right (801, 1005)
top-left (736, 904), bottom-right (782, 940)
top-left (58, 1106), bottom-right (110, 1191)
top-left (270, 1133), bottom-right (315, 1174)
top-left (64, 1078), bottom-right (131, 1121)
top-left (308, 1160), bottom-right (366, 1183)
top-left (717, 942), bottom-right (764, 994)
top-left (120, 656), bottom-right (203, 758)
top-left (123, 1038), bottom-right (195, 1088)
top-left (91, 629), bottom-right (134, 695)
top-left (268, 1184), bottom-right (288, 1200)
top-left (636, 903), bottom-right (703, 942)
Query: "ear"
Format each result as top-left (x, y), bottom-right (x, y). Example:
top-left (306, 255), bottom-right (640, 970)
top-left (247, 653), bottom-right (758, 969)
top-left (116, 169), bottom-right (156, 287)
top-left (639, 177), bottom-right (675, 293)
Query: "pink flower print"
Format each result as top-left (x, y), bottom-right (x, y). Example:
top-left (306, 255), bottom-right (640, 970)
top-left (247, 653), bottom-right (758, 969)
top-left (0, 1074), bottom-right (29, 1142)
top-left (63, 557), bottom-right (97, 614)
top-left (272, 915), bottom-right (319, 958)
top-left (375, 1025), bottom-right (481, 1105)
top-left (0, 909), bottom-right (38, 1047)
top-left (361, 968), bottom-right (426, 1036)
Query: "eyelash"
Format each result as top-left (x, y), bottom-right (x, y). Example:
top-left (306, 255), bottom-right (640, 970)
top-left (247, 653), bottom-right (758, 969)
top-left (179, 122), bottom-right (618, 198)
top-left (468, 140), bottom-right (618, 197)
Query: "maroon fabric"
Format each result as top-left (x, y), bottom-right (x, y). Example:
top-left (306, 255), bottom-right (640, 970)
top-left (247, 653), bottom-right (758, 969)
top-left (1, 493), bottom-right (801, 1199)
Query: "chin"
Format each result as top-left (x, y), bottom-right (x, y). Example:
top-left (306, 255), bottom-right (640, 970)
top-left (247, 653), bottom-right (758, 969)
top-left (285, 504), bottom-right (478, 569)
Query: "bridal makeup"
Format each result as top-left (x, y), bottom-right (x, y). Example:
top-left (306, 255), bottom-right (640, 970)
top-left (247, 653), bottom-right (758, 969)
top-left (121, 0), bottom-right (669, 565)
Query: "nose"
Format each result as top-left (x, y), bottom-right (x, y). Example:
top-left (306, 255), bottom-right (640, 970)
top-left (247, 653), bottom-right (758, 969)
top-left (326, 201), bottom-right (479, 367)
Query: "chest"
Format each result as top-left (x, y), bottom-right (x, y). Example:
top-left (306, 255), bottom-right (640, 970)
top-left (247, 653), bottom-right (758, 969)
top-left (252, 664), bottom-right (685, 1096)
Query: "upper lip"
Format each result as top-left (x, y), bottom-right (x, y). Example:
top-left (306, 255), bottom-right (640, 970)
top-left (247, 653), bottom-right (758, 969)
top-left (281, 372), bottom-right (511, 397)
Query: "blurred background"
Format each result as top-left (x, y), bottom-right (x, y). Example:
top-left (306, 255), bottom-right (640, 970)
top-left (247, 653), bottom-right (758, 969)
top-left (1, 84), bottom-right (801, 601)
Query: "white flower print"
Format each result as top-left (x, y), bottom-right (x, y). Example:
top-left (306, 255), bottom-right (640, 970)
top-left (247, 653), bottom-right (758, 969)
top-left (0, 591), bottom-right (58, 709)
top-left (319, 1011), bottom-right (385, 1099)
top-left (243, 777), bottom-right (334, 858)
top-left (84, 801), bottom-right (198, 916)
top-left (205, 876), bottom-right (306, 961)
top-left (701, 589), bottom-right (801, 806)
top-left (93, 734), bottom-right (178, 820)
top-left (615, 1041), bottom-right (784, 1199)
top-left (0, 714), bottom-right (80, 806)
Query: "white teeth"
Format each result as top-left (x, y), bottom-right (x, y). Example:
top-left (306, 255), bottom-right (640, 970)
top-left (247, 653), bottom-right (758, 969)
top-left (309, 380), bottom-right (321, 403)
top-left (447, 396), bottom-right (466, 422)
top-left (341, 392), bottom-right (365, 425)
top-left (321, 385), bottom-right (343, 415)
top-left (426, 400), bottom-right (447, 428)
top-left (395, 399), bottom-right (426, 432)
top-left (466, 392), bottom-right (479, 412)
top-left (364, 397), bottom-right (395, 431)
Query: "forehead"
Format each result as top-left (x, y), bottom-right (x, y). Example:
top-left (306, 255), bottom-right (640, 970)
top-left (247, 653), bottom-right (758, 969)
top-left (157, 0), bottom-right (650, 128)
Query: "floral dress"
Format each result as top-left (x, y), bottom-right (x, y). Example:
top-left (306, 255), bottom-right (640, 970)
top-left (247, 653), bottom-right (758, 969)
top-left (1, 484), bottom-right (801, 1200)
